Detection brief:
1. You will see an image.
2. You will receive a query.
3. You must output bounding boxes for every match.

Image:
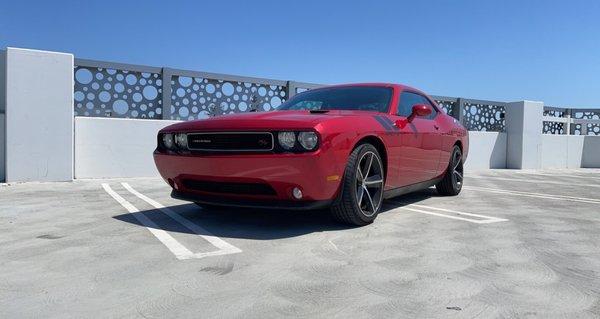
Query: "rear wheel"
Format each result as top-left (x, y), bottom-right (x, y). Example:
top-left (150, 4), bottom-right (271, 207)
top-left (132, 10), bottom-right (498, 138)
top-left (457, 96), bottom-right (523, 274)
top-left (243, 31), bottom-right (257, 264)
top-left (331, 144), bottom-right (385, 226)
top-left (436, 145), bottom-right (463, 196)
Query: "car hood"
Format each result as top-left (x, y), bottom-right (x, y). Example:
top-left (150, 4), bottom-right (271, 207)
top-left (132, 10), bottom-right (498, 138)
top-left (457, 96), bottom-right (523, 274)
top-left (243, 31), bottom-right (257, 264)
top-left (161, 110), bottom-right (379, 132)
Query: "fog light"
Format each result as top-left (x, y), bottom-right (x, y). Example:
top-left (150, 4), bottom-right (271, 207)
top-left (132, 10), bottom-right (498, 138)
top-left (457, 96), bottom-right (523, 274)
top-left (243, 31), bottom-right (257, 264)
top-left (292, 187), bottom-right (303, 199)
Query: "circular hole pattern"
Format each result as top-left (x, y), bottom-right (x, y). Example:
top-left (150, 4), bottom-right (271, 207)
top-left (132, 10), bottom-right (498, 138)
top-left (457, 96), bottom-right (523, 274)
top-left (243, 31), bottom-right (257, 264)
top-left (222, 83), bottom-right (234, 96)
top-left (112, 100), bottom-right (128, 115)
top-left (75, 68), bottom-right (93, 84)
top-left (114, 83), bottom-right (125, 93)
top-left (126, 74), bottom-right (137, 85)
top-left (143, 86), bottom-right (158, 100)
top-left (206, 84), bottom-right (216, 94)
top-left (74, 66), bottom-right (162, 118)
top-left (74, 68), bottom-right (298, 120)
top-left (74, 91), bottom-right (84, 102)
top-left (99, 91), bottom-right (111, 103)
top-left (179, 77), bottom-right (192, 87)
top-left (462, 103), bottom-right (505, 132)
top-left (169, 76), bottom-right (287, 120)
top-left (271, 96), bottom-right (282, 108)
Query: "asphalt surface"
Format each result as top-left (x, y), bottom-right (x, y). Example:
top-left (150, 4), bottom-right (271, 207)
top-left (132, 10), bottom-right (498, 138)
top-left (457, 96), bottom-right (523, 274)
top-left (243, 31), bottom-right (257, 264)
top-left (1, 169), bottom-right (600, 318)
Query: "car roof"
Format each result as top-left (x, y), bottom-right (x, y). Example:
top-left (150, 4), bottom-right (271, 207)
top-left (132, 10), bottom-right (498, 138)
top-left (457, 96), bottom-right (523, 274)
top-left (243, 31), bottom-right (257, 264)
top-left (309, 82), bottom-right (427, 95)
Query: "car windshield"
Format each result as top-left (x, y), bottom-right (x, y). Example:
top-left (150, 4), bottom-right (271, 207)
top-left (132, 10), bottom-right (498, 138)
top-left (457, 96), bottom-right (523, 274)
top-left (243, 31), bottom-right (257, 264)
top-left (277, 86), bottom-right (392, 112)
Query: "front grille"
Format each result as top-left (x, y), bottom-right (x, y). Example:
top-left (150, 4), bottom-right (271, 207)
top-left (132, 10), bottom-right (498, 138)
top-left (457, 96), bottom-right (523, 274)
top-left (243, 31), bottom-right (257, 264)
top-left (186, 132), bottom-right (274, 151)
top-left (182, 179), bottom-right (277, 196)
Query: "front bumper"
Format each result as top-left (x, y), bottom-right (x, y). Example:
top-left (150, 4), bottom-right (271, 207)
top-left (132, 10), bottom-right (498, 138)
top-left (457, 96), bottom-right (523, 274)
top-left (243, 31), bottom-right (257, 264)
top-left (171, 190), bottom-right (333, 210)
top-left (153, 149), bottom-right (345, 205)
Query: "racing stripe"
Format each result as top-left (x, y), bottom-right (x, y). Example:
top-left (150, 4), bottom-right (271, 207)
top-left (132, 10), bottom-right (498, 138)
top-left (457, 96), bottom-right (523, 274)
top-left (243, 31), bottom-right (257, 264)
top-left (373, 115), bottom-right (394, 132)
top-left (380, 116), bottom-right (399, 131)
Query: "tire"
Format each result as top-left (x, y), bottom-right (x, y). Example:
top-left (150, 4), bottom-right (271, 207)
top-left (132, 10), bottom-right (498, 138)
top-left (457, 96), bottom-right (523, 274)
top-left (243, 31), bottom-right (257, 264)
top-left (436, 145), bottom-right (464, 196)
top-left (331, 144), bottom-right (385, 226)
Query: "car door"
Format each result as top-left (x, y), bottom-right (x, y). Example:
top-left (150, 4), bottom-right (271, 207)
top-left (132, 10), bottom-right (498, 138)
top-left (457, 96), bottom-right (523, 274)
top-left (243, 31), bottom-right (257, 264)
top-left (389, 91), bottom-right (442, 185)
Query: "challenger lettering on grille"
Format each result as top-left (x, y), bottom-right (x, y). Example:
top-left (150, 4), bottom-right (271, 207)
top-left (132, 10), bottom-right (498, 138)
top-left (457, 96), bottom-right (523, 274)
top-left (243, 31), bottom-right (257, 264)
top-left (187, 132), bottom-right (273, 151)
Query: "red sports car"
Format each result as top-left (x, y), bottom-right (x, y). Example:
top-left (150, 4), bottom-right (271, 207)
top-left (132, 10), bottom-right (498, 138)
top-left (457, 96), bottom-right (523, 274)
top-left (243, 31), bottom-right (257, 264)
top-left (154, 83), bottom-right (468, 225)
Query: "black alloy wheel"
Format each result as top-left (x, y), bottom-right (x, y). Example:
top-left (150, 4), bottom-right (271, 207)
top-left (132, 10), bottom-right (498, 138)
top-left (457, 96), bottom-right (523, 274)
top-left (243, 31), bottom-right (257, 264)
top-left (331, 144), bottom-right (385, 226)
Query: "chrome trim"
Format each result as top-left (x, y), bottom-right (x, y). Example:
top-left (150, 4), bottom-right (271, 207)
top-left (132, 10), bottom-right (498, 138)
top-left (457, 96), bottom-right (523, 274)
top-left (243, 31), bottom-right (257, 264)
top-left (186, 132), bottom-right (275, 152)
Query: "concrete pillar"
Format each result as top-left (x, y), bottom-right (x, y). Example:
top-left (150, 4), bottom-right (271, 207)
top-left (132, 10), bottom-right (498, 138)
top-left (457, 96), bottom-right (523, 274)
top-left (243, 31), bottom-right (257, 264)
top-left (0, 113), bottom-right (5, 182)
top-left (505, 100), bottom-right (543, 169)
top-left (5, 48), bottom-right (74, 182)
top-left (1, 50), bottom-right (6, 182)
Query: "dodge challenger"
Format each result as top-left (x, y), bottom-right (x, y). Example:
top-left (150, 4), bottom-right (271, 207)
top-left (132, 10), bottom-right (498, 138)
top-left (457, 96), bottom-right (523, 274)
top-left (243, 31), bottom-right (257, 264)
top-left (154, 83), bottom-right (468, 225)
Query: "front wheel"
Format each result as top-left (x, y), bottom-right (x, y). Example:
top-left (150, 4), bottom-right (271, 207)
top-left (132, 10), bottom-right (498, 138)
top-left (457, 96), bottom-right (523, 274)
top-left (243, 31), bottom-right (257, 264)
top-left (331, 144), bottom-right (385, 226)
top-left (436, 145), bottom-right (464, 196)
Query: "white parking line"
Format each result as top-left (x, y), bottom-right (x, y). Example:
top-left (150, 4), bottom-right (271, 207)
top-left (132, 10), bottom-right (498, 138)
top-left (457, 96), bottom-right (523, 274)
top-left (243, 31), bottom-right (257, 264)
top-left (511, 172), bottom-right (600, 180)
top-left (121, 183), bottom-right (242, 258)
top-left (102, 183), bottom-right (241, 260)
top-left (468, 176), bottom-right (600, 188)
top-left (102, 183), bottom-right (194, 259)
top-left (464, 186), bottom-right (600, 204)
top-left (388, 202), bottom-right (508, 224)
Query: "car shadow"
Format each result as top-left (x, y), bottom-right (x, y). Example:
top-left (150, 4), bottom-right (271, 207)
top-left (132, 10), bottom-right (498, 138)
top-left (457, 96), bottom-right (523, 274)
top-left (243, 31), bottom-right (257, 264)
top-left (112, 188), bottom-right (437, 240)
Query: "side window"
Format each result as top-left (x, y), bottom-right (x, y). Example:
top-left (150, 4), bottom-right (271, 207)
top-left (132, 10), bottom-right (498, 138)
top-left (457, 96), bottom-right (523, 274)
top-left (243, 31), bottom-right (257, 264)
top-left (418, 95), bottom-right (438, 120)
top-left (397, 92), bottom-right (422, 117)
top-left (397, 91), bottom-right (437, 120)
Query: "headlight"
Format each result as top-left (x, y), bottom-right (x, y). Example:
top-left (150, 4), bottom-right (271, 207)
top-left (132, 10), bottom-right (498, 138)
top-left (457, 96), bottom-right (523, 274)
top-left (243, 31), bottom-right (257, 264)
top-left (162, 133), bottom-right (174, 149)
top-left (298, 131), bottom-right (318, 150)
top-left (278, 131), bottom-right (296, 150)
top-left (174, 133), bottom-right (187, 149)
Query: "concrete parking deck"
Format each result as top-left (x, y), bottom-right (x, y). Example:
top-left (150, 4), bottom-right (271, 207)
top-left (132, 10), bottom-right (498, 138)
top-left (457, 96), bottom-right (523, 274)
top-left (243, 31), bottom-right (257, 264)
top-left (2, 170), bottom-right (600, 318)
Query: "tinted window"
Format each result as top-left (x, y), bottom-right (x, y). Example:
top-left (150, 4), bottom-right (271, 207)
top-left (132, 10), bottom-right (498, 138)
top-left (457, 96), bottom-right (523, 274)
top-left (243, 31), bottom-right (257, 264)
top-left (278, 86), bottom-right (393, 113)
top-left (397, 91), bottom-right (437, 120)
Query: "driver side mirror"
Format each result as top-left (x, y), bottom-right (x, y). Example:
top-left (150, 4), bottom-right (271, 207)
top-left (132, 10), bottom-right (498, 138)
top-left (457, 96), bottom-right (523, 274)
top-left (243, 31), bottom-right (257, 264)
top-left (407, 104), bottom-right (432, 122)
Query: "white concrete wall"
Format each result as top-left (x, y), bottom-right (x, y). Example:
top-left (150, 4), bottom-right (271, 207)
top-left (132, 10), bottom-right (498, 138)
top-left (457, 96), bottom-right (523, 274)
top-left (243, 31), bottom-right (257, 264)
top-left (566, 136), bottom-right (585, 168)
top-left (1, 50), bottom-right (5, 182)
top-left (75, 117), bottom-right (180, 178)
top-left (581, 136), bottom-right (600, 168)
top-left (75, 121), bottom-right (510, 178)
top-left (540, 135), bottom-right (600, 168)
top-left (465, 131), bottom-right (507, 170)
top-left (0, 114), bottom-right (5, 182)
top-left (5, 48), bottom-right (74, 182)
top-left (541, 135), bottom-right (570, 168)
top-left (0, 50), bottom-right (6, 113)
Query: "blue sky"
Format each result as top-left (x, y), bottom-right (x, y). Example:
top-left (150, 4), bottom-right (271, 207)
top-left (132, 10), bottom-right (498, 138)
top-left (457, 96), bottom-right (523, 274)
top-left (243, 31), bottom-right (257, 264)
top-left (2, 0), bottom-right (600, 107)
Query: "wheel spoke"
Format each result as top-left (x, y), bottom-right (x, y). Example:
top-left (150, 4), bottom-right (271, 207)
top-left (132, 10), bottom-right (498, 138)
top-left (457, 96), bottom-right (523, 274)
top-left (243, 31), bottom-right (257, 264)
top-left (364, 187), bottom-right (375, 212)
top-left (453, 153), bottom-right (462, 170)
top-left (453, 170), bottom-right (463, 182)
top-left (364, 174), bottom-right (384, 187)
top-left (357, 186), bottom-right (365, 206)
top-left (355, 151), bottom-right (383, 216)
top-left (362, 153), bottom-right (373, 178)
top-left (357, 167), bottom-right (364, 182)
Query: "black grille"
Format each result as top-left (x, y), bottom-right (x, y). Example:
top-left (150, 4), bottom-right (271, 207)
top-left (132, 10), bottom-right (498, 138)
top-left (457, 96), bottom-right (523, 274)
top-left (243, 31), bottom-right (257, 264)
top-left (182, 180), bottom-right (277, 196)
top-left (187, 132), bottom-right (273, 151)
